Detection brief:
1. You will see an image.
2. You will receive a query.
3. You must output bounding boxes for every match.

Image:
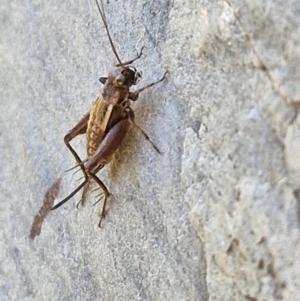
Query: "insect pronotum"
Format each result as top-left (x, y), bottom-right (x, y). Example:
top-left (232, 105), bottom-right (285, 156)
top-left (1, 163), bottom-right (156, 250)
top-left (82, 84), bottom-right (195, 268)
top-left (51, 0), bottom-right (168, 227)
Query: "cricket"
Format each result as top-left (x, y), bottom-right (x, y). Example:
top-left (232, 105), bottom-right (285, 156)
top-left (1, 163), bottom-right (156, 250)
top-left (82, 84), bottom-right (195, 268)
top-left (51, 0), bottom-right (168, 227)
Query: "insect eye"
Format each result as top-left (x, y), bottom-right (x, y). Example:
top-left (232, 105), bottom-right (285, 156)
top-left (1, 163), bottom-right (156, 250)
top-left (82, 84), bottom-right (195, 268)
top-left (121, 70), bottom-right (129, 77)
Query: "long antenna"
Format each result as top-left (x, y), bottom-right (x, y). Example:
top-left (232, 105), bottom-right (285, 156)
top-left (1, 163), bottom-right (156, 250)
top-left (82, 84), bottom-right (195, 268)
top-left (95, 0), bottom-right (123, 65)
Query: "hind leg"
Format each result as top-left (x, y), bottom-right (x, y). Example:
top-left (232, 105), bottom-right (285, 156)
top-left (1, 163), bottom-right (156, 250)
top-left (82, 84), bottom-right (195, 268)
top-left (88, 172), bottom-right (110, 227)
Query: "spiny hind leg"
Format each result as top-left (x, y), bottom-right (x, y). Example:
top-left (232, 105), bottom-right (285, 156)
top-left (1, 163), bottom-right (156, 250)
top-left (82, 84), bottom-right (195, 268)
top-left (76, 164), bottom-right (104, 208)
top-left (88, 172), bottom-right (111, 228)
top-left (75, 161), bottom-right (99, 208)
top-left (76, 180), bottom-right (90, 208)
top-left (83, 119), bottom-right (131, 226)
top-left (64, 112), bottom-right (90, 179)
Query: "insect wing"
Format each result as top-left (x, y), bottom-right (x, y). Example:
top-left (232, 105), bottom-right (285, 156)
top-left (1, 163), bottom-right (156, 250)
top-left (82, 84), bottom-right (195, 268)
top-left (86, 95), bottom-right (111, 158)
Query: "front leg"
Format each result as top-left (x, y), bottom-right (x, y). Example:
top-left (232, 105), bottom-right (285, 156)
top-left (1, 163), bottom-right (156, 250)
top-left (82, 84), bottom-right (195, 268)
top-left (129, 71), bottom-right (168, 101)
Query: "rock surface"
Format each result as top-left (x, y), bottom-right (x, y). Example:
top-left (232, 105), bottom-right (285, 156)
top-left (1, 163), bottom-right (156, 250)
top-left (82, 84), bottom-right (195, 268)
top-left (1, 0), bottom-right (300, 300)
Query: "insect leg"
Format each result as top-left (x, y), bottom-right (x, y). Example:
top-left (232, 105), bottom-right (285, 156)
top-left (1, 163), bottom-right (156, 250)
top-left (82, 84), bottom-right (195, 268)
top-left (65, 113), bottom-right (91, 206)
top-left (85, 118), bottom-right (132, 226)
top-left (76, 164), bottom-right (104, 208)
top-left (116, 46), bottom-right (144, 66)
top-left (76, 182), bottom-right (90, 208)
top-left (51, 112), bottom-right (90, 211)
top-left (64, 112), bottom-right (90, 176)
top-left (88, 172), bottom-right (110, 227)
top-left (129, 71), bottom-right (168, 101)
top-left (85, 119), bottom-right (131, 172)
top-left (129, 119), bottom-right (161, 154)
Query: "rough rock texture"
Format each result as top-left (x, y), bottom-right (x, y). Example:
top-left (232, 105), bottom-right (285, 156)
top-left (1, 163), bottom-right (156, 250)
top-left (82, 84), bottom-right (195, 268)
top-left (1, 0), bottom-right (300, 300)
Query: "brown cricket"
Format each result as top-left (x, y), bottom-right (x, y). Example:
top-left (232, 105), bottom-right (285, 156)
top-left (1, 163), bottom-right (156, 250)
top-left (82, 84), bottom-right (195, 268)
top-left (51, 0), bottom-right (167, 227)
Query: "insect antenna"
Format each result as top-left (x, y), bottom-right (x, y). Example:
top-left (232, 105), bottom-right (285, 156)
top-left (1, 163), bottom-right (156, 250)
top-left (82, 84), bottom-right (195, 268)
top-left (94, 0), bottom-right (123, 65)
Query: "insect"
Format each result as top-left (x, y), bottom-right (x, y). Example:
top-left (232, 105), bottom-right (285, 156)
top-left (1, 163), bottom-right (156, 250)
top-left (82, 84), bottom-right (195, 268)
top-left (51, 0), bottom-right (168, 227)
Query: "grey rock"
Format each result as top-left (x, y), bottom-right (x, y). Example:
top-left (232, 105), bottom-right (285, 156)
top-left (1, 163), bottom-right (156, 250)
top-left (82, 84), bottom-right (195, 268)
top-left (1, 0), bottom-right (300, 300)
